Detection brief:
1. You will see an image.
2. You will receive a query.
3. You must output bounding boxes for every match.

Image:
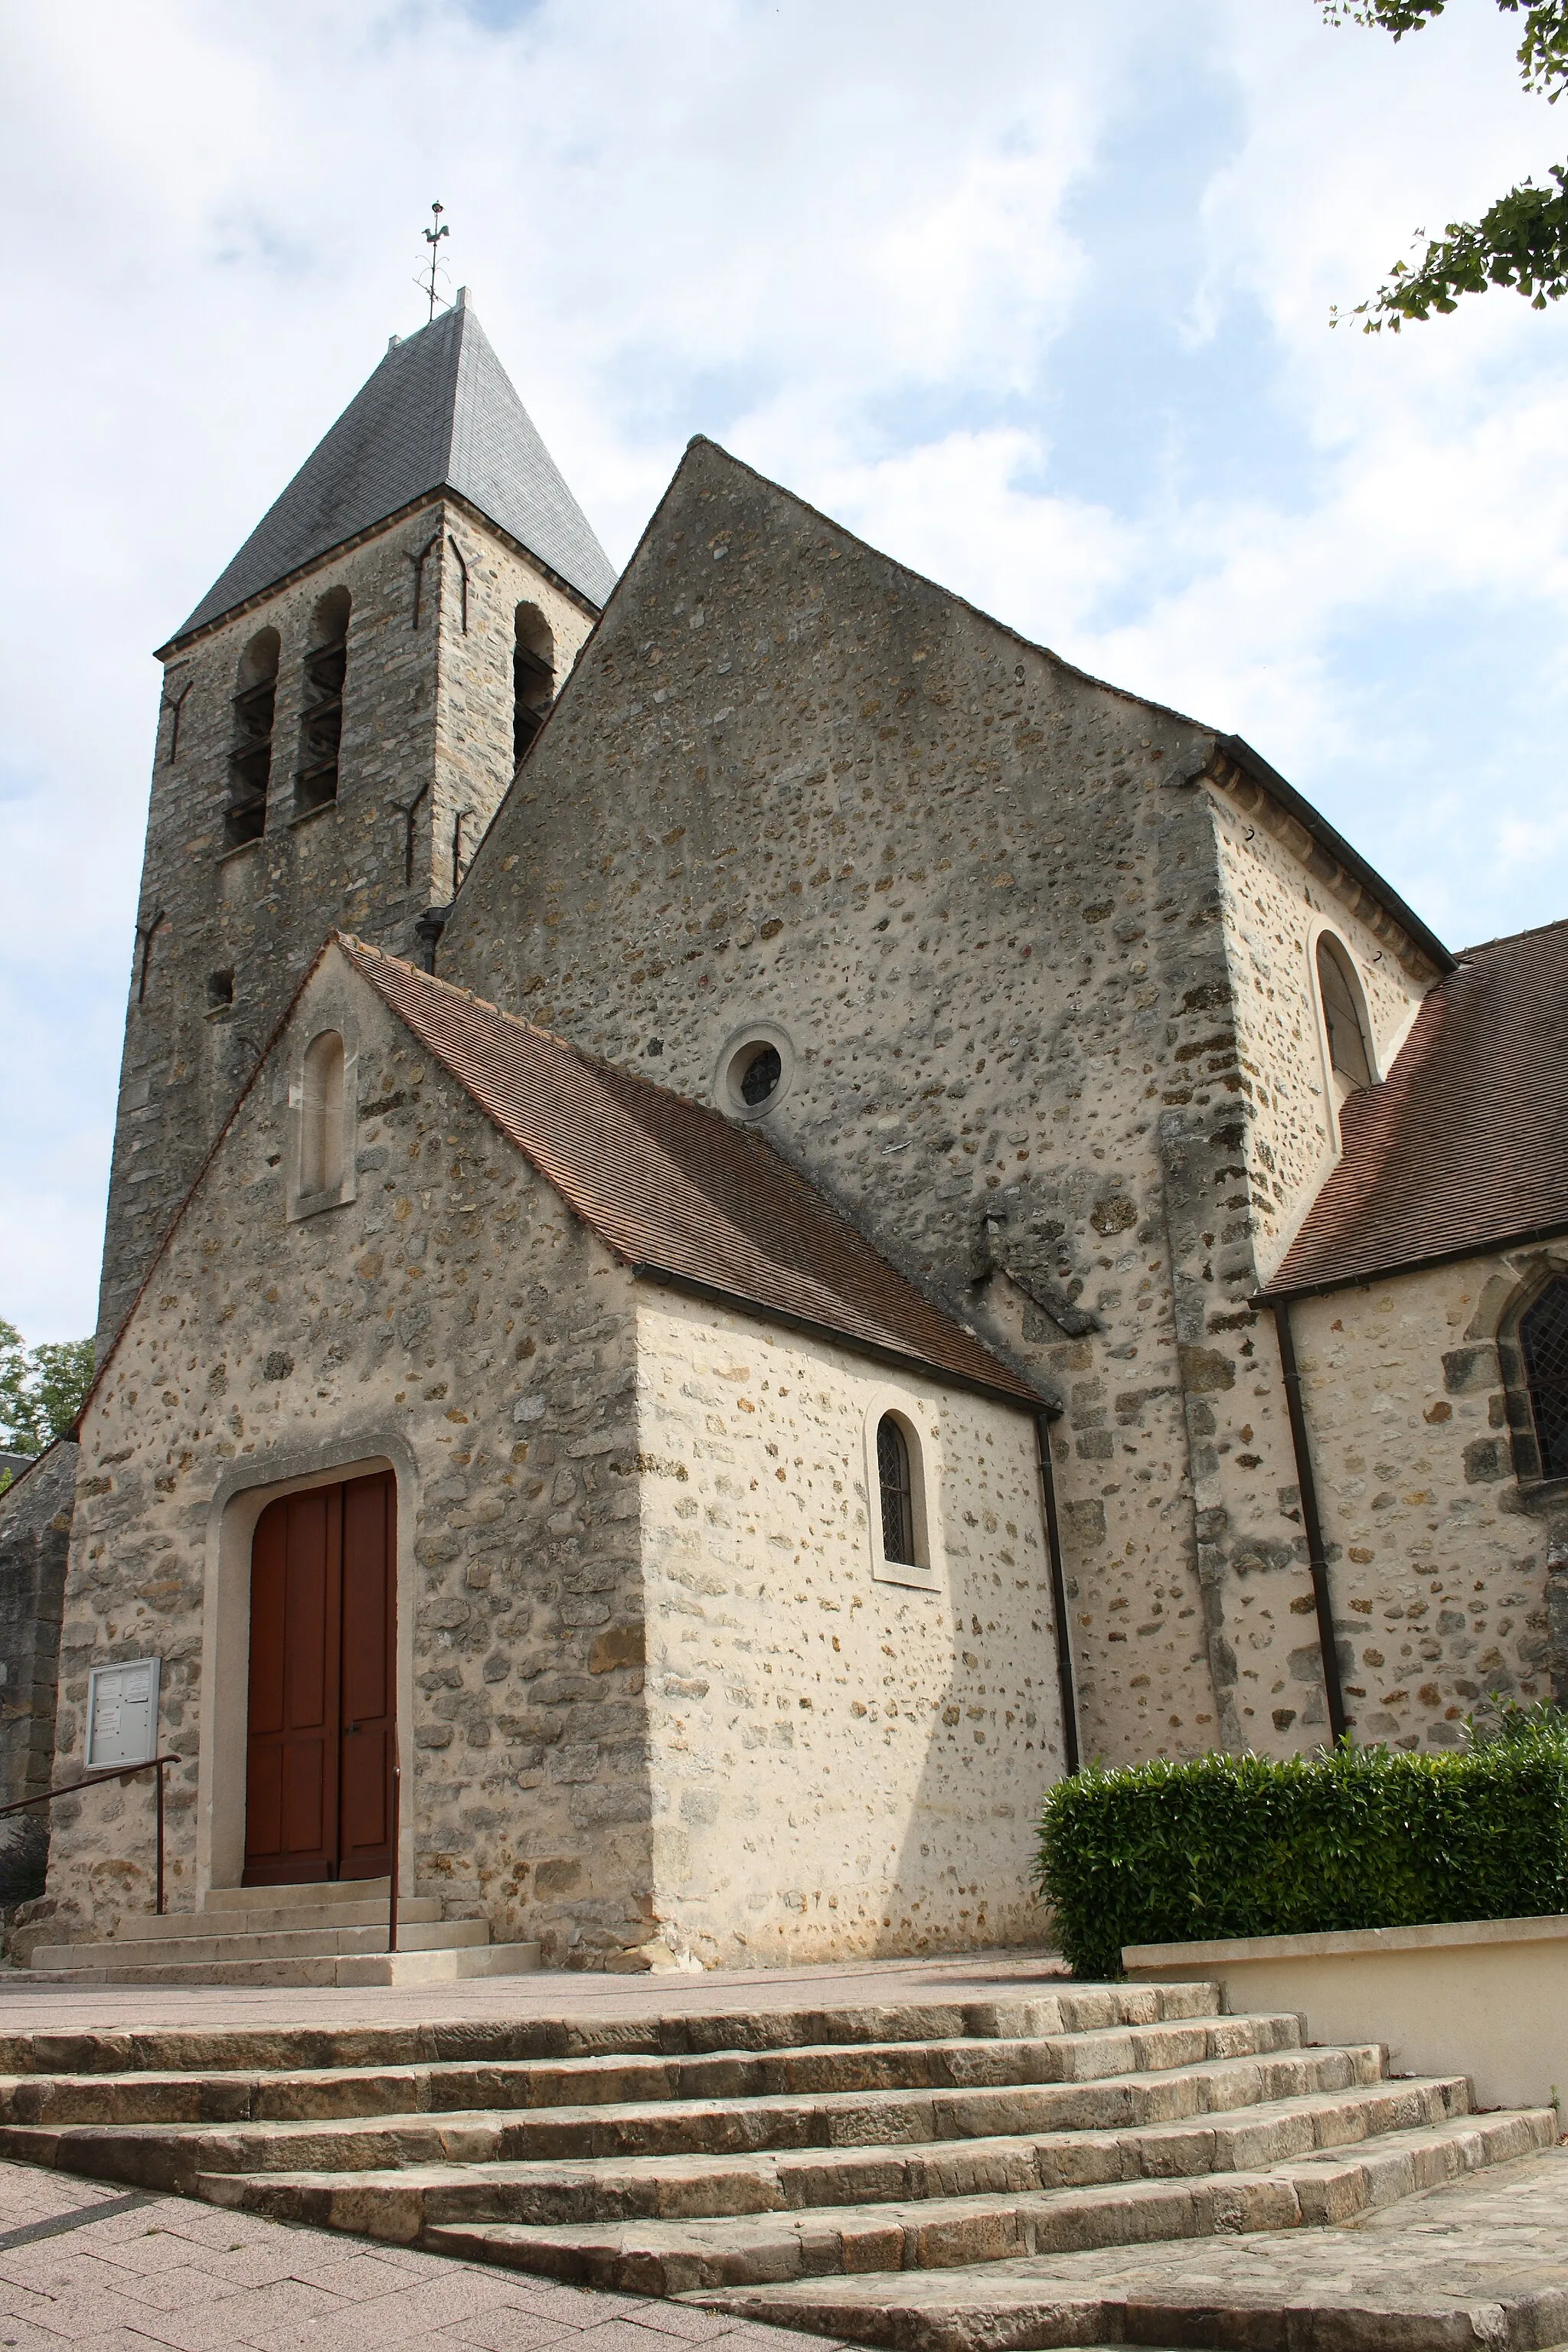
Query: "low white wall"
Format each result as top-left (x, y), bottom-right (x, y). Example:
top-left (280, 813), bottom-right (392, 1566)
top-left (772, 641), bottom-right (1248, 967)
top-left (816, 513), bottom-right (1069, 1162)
top-left (1125, 1914), bottom-right (1568, 2112)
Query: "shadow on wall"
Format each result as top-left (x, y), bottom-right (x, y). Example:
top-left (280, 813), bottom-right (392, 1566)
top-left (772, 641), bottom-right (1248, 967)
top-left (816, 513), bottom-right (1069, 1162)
top-left (0, 1441), bottom-right (80, 1948)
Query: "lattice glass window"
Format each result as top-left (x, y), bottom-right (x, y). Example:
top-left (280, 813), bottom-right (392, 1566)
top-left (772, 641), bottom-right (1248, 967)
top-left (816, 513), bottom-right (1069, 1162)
top-left (1521, 1278), bottom-right (1568, 1479)
top-left (877, 1414), bottom-right (916, 1566)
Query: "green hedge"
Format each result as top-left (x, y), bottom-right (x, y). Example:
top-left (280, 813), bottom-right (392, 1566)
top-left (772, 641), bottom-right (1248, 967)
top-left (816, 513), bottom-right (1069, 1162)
top-left (1034, 1730), bottom-right (1568, 1981)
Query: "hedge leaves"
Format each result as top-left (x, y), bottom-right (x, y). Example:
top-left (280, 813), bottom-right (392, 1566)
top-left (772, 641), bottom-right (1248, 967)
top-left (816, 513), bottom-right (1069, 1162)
top-left (1034, 1735), bottom-right (1568, 1981)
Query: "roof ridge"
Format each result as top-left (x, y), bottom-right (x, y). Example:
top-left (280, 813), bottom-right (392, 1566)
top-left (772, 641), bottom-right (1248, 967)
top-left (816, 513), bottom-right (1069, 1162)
top-left (1453, 910), bottom-right (1568, 958)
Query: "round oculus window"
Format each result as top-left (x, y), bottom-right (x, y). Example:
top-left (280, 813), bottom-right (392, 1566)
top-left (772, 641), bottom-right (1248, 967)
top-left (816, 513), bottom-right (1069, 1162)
top-left (739, 1044), bottom-right (782, 1106)
top-left (715, 1022), bottom-right (795, 1121)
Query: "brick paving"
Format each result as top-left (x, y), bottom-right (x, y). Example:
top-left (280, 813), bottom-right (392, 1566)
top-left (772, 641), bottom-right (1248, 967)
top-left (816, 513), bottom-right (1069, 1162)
top-left (0, 2161), bottom-right (849, 2352)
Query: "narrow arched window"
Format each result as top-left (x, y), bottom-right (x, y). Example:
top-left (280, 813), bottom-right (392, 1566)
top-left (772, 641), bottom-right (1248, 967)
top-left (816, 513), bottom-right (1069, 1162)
top-left (877, 1415), bottom-right (917, 1566)
top-left (227, 627), bottom-right (280, 848)
top-left (296, 588), bottom-right (350, 815)
top-left (514, 603), bottom-right (555, 767)
top-left (1521, 1279), bottom-right (1568, 1479)
top-left (1316, 936), bottom-right (1374, 1091)
top-left (299, 1030), bottom-right (345, 1200)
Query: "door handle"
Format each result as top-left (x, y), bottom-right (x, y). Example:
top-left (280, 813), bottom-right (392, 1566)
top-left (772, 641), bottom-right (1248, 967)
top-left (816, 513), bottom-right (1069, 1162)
top-left (345, 1722), bottom-right (361, 1734)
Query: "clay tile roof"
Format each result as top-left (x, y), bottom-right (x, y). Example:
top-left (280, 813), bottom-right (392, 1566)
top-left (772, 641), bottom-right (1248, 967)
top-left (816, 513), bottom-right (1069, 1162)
top-left (169, 301), bottom-right (616, 642)
top-left (337, 937), bottom-right (1039, 1405)
top-left (1262, 917), bottom-right (1568, 1300)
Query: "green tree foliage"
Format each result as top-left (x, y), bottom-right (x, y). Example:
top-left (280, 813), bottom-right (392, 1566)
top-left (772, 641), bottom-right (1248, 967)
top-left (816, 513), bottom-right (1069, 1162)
top-left (1035, 1724), bottom-right (1568, 1979)
top-left (0, 1319), bottom-right (95, 1456)
top-left (1323, 1), bottom-right (1568, 325)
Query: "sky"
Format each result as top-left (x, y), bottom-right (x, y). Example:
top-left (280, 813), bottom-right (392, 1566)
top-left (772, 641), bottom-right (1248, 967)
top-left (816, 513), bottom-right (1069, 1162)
top-left (4, 0), bottom-right (1568, 1344)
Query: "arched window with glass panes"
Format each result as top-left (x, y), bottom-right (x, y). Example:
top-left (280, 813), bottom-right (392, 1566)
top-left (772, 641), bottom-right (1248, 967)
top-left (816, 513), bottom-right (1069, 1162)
top-left (1520, 1277), bottom-right (1568, 1480)
top-left (877, 1414), bottom-right (917, 1566)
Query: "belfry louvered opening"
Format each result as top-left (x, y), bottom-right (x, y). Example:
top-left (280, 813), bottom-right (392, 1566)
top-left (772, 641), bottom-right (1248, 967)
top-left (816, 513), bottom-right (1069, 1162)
top-left (296, 589), bottom-right (350, 816)
top-left (226, 628), bottom-right (280, 848)
top-left (513, 603), bottom-right (554, 767)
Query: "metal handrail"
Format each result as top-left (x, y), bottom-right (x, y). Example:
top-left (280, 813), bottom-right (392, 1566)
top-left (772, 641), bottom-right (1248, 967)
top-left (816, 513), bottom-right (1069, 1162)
top-left (0, 1754), bottom-right (181, 1915)
top-left (389, 1763), bottom-right (401, 1955)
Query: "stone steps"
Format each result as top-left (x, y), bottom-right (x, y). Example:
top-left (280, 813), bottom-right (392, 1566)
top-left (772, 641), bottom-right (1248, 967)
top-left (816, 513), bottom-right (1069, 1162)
top-left (171, 2079), bottom-right (1479, 2230)
top-left (685, 2148), bottom-right (1568, 2352)
top-left (126, 1894), bottom-right (446, 1939)
top-left (0, 1971), bottom-right (1553, 2341)
top-left (16, 1873), bottom-right (540, 1988)
top-left (15, 1941), bottom-right (541, 1988)
top-left (412, 2113), bottom-right (1557, 2295)
top-left (0, 2066), bottom-right (1440, 2199)
top-left (0, 2040), bottom-right (1382, 2139)
top-left (0, 1984), bottom-right (1211, 2076)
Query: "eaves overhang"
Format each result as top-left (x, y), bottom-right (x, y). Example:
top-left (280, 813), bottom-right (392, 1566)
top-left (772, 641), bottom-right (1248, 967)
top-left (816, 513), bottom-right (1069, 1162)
top-left (1210, 734), bottom-right (1455, 980)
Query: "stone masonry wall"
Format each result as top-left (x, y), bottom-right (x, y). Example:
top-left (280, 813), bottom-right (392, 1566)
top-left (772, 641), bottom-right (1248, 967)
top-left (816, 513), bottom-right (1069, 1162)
top-left (635, 1289), bottom-right (1063, 1966)
top-left (1133, 771), bottom-right (1446, 1760)
top-left (0, 1443), bottom-right (77, 1912)
top-left (441, 438), bottom-right (1381, 1766)
top-left (1291, 1248), bottom-right (1567, 1748)
top-left (99, 506), bottom-right (593, 1351)
top-left (1208, 776), bottom-right (1432, 1279)
top-left (44, 951), bottom-right (652, 1968)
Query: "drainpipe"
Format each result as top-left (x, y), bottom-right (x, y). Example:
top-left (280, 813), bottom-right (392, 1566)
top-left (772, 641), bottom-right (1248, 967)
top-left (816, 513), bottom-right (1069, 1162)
top-left (1272, 1300), bottom-right (1349, 1746)
top-left (413, 903), bottom-right (450, 975)
top-left (1034, 1412), bottom-right (1080, 1774)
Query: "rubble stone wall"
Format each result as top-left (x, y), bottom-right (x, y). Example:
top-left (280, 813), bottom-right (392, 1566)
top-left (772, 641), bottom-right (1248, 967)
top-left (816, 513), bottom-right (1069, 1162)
top-left (635, 1288), bottom-right (1064, 1965)
top-left (99, 506), bottom-right (593, 1351)
top-left (0, 1444), bottom-right (77, 1913)
top-left (43, 952), bottom-right (651, 1968)
top-left (1289, 1246), bottom-right (1568, 1747)
top-left (442, 439), bottom-right (1429, 1766)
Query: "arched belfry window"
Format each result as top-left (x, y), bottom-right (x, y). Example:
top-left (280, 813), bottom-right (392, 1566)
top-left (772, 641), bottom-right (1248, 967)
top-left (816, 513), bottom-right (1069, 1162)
top-left (514, 604), bottom-right (555, 767)
top-left (877, 1415), bottom-right (918, 1567)
top-left (1315, 935), bottom-right (1374, 1092)
top-left (227, 628), bottom-right (280, 848)
top-left (299, 1030), bottom-right (346, 1202)
top-left (1520, 1279), bottom-right (1568, 1480)
top-left (296, 589), bottom-right (350, 815)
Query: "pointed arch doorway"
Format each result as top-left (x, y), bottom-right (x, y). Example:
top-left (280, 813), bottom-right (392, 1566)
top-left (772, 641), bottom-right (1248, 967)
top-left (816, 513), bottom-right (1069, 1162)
top-left (243, 1470), bottom-right (397, 1885)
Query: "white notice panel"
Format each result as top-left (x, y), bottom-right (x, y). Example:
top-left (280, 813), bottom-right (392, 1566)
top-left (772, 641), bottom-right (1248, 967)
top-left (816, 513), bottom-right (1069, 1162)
top-left (86, 1658), bottom-right (162, 1769)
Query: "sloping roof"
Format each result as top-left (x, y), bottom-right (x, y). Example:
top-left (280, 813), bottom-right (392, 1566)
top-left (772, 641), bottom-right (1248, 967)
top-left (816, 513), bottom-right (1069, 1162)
top-left (338, 936), bottom-right (1039, 1404)
top-left (169, 300), bottom-right (616, 642)
top-left (1262, 918), bottom-right (1568, 1299)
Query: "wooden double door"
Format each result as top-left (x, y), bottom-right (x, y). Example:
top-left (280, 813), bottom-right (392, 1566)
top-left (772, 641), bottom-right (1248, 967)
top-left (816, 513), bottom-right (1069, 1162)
top-left (243, 1472), bottom-right (397, 1886)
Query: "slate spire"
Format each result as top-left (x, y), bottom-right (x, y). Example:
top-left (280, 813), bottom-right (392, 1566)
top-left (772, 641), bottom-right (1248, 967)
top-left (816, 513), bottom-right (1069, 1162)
top-left (169, 294), bottom-right (616, 643)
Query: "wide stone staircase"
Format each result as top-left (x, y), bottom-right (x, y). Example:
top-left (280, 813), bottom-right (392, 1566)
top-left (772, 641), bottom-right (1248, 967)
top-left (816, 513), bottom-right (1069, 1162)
top-left (0, 1978), bottom-right (1556, 2342)
top-left (18, 1877), bottom-right (540, 1987)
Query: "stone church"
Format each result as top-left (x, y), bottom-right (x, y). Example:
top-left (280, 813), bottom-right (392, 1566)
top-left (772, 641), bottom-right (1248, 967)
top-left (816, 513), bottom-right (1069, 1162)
top-left (3, 291), bottom-right (1566, 1981)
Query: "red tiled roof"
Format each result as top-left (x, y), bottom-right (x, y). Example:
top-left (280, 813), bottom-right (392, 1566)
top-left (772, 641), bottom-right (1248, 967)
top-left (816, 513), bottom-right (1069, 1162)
top-left (338, 937), bottom-right (1038, 1404)
top-left (1262, 918), bottom-right (1568, 1299)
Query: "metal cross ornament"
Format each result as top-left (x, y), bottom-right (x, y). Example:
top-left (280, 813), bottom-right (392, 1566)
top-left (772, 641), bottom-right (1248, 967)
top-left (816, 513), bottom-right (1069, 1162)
top-left (420, 201), bottom-right (450, 322)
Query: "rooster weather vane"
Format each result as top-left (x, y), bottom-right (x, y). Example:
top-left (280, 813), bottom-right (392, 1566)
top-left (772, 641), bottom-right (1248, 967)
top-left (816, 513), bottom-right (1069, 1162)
top-left (419, 201), bottom-right (451, 323)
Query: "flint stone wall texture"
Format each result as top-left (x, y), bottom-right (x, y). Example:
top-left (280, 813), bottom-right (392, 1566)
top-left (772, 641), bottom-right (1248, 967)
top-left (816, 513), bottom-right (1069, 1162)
top-left (0, 1443), bottom-right (77, 1910)
top-left (99, 505), bottom-right (593, 1350)
top-left (46, 955), bottom-right (655, 1967)
top-left (443, 439), bottom-right (1441, 1764)
top-left (1291, 1247), bottom-right (1568, 1746)
top-left (635, 1289), bottom-right (1063, 1967)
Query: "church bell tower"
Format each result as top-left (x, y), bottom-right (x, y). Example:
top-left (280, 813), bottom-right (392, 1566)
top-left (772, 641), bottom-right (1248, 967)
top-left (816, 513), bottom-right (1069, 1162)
top-left (98, 292), bottom-right (615, 1344)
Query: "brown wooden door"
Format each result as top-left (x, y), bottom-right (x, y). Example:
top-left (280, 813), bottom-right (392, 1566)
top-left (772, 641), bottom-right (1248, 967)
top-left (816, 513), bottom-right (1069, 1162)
top-left (243, 1473), bottom-right (395, 1886)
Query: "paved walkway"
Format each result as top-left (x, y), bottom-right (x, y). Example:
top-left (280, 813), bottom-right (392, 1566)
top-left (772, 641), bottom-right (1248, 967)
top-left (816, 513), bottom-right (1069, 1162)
top-left (0, 2159), bottom-right (848, 2352)
top-left (0, 1952), bottom-right (1068, 2040)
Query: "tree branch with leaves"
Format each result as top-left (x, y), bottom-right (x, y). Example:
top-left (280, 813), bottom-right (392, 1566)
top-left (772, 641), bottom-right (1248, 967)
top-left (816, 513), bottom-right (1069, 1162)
top-left (0, 1319), bottom-right (94, 1461)
top-left (1323, 0), bottom-right (1568, 325)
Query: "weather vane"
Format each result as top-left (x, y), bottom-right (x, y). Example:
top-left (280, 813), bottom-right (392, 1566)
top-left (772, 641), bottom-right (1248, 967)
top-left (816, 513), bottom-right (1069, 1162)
top-left (419, 201), bottom-right (450, 323)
